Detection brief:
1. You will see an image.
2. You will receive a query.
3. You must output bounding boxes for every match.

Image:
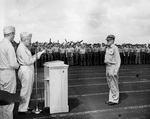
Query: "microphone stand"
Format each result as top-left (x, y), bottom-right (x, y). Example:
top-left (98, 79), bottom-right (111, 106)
top-left (32, 46), bottom-right (42, 114)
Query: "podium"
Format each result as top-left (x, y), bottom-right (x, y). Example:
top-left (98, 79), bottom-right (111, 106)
top-left (43, 61), bottom-right (69, 114)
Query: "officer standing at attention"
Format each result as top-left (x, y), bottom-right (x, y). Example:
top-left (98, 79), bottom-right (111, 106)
top-left (0, 26), bottom-right (19, 119)
top-left (16, 32), bottom-right (45, 114)
top-left (104, 35), bottom-right (121, 105)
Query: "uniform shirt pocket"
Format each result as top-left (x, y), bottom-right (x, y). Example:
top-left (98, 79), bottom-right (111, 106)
top-left (105, 49), bottom-right (114, 62)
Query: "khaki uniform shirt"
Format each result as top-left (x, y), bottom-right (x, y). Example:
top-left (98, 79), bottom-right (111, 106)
top-left (105, 44), bottom-right (121, 73)
top-left (93, 47), bottom-right (99, 52)
top-left (17, 42), bottom-right (36, 66)
top-left (135, 48), bottom-right (141, 53)
top-left (141, 47), bottom-right (146, 52)
top-left (80, 48), bottom-right (86, 54)
top-left (53, 46), bottom-right (59, 53)
top-left (47, 48), bottom-right (53, 54)
top-left (147, 48), bottom-right (150, 53)
top-left (74, 46), bottom-right (80, 53)
top-left (0, 38), bottom-right (19, 69)
top-left (60, 48), bottom-right (66, 54)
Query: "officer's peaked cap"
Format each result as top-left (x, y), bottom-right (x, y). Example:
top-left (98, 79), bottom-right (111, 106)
top-left (106, 35), bottom-right (115, 40)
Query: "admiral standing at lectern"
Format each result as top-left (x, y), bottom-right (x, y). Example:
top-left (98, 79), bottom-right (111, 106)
top-left (16, 32), bottom-right (45, 114)
top-left (104, 35), bottom-right (121, 105)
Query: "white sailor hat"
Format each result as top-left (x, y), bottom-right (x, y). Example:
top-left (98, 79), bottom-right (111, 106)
top-left (20, 32), bottom-right (32, 38)
top-left (3, 26), bottom-right (15, 34)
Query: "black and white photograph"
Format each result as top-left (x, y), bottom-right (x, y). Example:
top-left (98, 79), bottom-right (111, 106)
top-left (0, 0), bottom-right (150, 119)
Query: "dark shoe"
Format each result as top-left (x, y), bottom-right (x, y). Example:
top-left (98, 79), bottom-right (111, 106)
top-left (105, 101), bottom-right (110, 104)
top-left (28, 108), bottom-right (34, 112)
top-left (108, 102), bottom-right (118, 106)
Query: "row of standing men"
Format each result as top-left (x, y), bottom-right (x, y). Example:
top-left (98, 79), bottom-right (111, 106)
top-left (28, 42), bottom-right (150, 67)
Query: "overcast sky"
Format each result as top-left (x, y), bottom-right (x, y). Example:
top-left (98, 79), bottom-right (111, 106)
top-left (0, 0), bottom-right (150, 44)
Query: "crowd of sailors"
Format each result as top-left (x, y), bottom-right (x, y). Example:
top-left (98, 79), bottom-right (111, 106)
top-left (12, 40), bottom-right (150, 67)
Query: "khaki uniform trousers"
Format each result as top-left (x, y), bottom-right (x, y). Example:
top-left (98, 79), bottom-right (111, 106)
top-left (106, 65), bottom-right (119, 103)
top-left (18, 65), bottom-right (34, 112)
top-left (0, 69), bottom-right (16, 119)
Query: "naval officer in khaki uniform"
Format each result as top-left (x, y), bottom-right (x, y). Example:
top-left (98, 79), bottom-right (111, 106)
top-left (104, 35), bottom-right (121, 105)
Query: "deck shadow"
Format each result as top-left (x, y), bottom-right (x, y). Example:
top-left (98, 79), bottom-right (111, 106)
top-left (119, 93), bottom-right (128, 103)
top-left (68, 97), bottom-right (83, 111)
